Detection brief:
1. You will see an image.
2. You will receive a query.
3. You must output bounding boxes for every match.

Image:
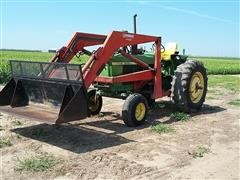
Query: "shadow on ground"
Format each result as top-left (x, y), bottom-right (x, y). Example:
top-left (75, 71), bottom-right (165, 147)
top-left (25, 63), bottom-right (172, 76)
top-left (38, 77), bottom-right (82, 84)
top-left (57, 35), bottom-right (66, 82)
top-left (11, 100), bottom-right (225, 153)
top-left (12, 117), bottom-right (135, 154)
top-left (148, 100), bottom-right (226, 124)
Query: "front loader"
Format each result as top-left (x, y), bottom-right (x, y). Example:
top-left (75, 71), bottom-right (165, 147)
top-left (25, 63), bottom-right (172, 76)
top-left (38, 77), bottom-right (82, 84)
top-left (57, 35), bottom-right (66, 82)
top-left (0, 31), bottom-right (207, 127)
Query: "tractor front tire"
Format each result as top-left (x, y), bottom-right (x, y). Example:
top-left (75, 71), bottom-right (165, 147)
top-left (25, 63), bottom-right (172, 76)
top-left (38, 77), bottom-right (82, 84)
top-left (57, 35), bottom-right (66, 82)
top-left (122, 93), bottom-right (148, 127)
top-left (88, 89), bottom-right (103, 115)
top-left (171, 60), bottom-right (207, 112)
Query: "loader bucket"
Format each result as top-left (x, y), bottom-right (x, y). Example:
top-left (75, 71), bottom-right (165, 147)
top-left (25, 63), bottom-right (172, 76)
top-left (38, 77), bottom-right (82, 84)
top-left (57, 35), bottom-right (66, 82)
top-left (0, 60), bottom-right (89, 124)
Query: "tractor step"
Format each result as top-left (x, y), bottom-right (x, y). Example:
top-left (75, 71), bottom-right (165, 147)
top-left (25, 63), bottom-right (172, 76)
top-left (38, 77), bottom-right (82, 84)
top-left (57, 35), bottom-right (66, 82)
top-left (0, 60), bottom-right (89, 124)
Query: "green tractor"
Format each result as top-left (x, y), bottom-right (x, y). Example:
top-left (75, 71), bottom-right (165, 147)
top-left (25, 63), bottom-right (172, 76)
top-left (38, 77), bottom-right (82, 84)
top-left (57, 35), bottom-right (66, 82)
top-left (0, 32), bottom-right (207, 127)
top-left (91, 42), bottom-right (208, 126)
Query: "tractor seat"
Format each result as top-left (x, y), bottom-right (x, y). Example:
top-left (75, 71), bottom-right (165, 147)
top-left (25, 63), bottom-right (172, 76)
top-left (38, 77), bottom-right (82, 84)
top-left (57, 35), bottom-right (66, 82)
top-left (161, 42), bottom-right (179, 61)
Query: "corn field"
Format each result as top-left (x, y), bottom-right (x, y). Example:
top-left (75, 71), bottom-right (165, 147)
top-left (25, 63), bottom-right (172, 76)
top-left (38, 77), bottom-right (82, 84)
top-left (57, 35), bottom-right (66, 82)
top-left (0, 50), bottom-right (239, 83)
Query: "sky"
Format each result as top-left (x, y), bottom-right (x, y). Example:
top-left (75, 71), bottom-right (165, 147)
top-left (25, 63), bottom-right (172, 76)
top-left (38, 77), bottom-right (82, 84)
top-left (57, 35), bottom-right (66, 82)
top-left (0, 0), bottom-right (239, 57)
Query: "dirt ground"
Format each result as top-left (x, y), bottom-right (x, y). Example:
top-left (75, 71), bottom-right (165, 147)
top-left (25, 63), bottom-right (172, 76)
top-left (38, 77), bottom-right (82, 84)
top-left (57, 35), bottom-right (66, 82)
top-left (0, 84), bottom-right (239, 180)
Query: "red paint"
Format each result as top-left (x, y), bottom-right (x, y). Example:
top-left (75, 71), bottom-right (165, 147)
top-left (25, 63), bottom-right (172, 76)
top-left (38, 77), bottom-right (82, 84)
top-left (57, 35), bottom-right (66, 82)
top-left (50, 31), bottom-right (164, 99)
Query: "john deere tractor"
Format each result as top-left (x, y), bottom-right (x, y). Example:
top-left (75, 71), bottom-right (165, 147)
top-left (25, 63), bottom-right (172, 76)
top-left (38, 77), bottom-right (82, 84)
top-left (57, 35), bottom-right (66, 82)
top-left (92, 42), bottom-right (207, 126)
top-left (0, 31), bottom-right (207, 127)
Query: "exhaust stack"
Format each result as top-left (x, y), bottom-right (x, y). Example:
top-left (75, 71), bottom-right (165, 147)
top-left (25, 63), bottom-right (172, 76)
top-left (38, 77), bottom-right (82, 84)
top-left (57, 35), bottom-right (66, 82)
top-left (131, 14), bottom-right (138, 55)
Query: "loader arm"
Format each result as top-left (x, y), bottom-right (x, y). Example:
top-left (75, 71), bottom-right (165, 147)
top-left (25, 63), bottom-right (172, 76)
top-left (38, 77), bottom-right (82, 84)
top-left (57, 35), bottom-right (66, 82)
top-left (82, 31), bottom-right (161, 92)
top-left (50, 31), bottom-right (161, 95)
top-left (51, 32), bottom-right (106, 63)
top-left (0, 31), bottom-right (161, 124)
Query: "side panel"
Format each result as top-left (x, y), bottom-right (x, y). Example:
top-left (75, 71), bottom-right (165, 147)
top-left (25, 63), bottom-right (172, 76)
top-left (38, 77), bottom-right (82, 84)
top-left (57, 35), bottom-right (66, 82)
top-left (0, 78), bottom-right (17, 105)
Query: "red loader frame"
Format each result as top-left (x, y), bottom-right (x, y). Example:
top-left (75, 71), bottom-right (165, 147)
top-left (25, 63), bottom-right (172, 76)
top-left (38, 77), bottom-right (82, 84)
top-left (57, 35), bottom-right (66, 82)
top-left (52, 31), bottom-right (164, 99)
top-left (0, 31), bottom-right (167, 124)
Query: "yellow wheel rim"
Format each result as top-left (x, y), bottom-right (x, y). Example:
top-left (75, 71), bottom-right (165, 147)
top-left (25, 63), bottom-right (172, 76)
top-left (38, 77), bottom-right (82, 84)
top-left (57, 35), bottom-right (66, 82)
top-left (189, 72), bottom-right (204, 103)
top-left (89, 96), bottom-right (99, 112)
top-left (135, 103), bottom-right (146, 121)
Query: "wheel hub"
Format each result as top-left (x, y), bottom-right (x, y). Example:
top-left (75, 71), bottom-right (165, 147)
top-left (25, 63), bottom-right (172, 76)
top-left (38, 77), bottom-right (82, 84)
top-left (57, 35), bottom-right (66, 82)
top-left (89, 96), bottom-right (100, 112)
top-left (135, 103), bottom-right (146, 121)
top-left (189, 72), bottom-right (204, 103)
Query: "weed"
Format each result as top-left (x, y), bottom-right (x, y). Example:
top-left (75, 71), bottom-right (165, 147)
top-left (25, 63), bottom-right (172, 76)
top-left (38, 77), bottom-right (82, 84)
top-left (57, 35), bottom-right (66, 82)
top-left (0, 137), bottom-right (12, 148)
top-left (151, 123), bottom-right (174, 134)
top-left (189, 146), bottom-right (210, 158)
top-left (170, 112), bottom-right (191, 121)
top-left (12, 120), bottom-right (23, 126)
top-left (16, 156), bottom-right (56, 172)
top-left (228, 99), bottom-right (240, 106)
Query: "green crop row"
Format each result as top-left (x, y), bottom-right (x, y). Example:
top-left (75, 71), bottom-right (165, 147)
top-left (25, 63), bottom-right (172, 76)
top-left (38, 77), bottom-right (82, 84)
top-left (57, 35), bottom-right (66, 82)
top-left (192, 57), bottom-right (240, 75)
top-left (0, 50), bottom-right (239, 83)
top-left (0, 50), bottom-right (88, 83)
top-left (0, 51), bottom-right (52, 83)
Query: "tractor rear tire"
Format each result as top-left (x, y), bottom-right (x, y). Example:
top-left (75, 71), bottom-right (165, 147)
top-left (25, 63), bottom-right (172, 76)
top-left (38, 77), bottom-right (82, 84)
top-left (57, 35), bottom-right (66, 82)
top-left (171, 60), bottom-right (207, 112)
top-left (88, 89), bottom-right (103, 115)
top-left (122, 93), bottom-right (148, 127)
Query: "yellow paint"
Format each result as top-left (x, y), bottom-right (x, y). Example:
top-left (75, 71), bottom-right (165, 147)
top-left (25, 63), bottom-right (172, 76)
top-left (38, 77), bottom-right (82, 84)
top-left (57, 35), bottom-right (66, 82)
top-left (161, 42), bottom-right (179, 61)
top-left (135, 102), bottom-right (146, 121)
top-left (189, 72), bottom-right (204, 103)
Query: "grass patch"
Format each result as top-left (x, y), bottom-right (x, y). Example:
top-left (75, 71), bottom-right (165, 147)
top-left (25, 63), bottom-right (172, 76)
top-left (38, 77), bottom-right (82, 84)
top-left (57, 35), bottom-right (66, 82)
top-left (170, 112), bottom-right (191, 121)
top-left (151, 123), bottom-right (174, 134)
top-left (12, 120), bottom-right (23, 126)
top-left (228, 99), bottom-right (240, 106)
top-left (188, 146), bottom-right (210, 158)
top-left (208, 75), bottom-right (240, 92)
top-left (16, 156), bottom-right (56, 172)
top-left (32, 128), bottom-right (48, 138)
top-left (0, 137), bottom-right (12, 148)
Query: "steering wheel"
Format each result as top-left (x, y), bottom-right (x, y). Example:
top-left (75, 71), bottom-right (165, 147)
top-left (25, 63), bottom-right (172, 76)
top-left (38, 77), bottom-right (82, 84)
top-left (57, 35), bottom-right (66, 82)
top-left (161, 44), bottom-right (165, 53)
top-left (152, 44), bottom-right (165, 53)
